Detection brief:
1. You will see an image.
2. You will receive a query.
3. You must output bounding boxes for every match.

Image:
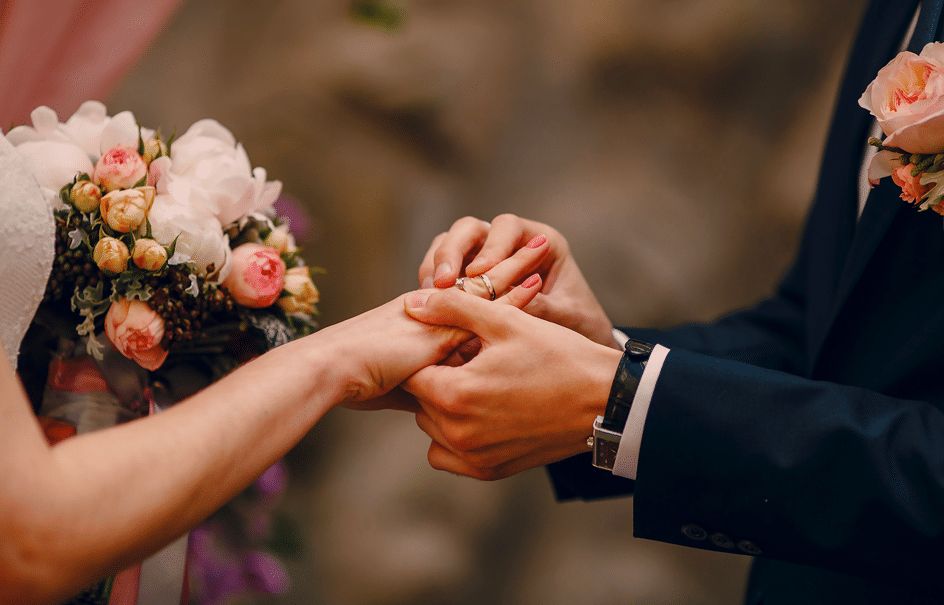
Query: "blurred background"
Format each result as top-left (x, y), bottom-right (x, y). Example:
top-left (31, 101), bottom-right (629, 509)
top-left (12, 0), bottom-right (868, 602)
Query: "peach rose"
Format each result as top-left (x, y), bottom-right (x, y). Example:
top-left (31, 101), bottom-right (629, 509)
top-left (94, 145), bottom-right (148, 192)
top-left (104, 298), bottom-right (169, 370)
top-left (860, 43), bottom-right (944, 154)
top-left (132, 238), bottom-right (168, 271)
top-left (100, 186), bottom-right (154, 233)
top-left (93, 236), bottom-right (130, 273)
top-left (69, 180), bottom-right (102, 213)
top-left (264, 225), bottom-right (297, 255)
top-left (277, 266), bottom-right (319, 314)
top-left (223, 243), bottom-right (286, 308)
top-left (891, 164), bottom-right (933, 204)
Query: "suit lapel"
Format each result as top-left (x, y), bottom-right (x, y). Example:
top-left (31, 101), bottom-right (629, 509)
top-left (809, 0), bottom-right (933, 365)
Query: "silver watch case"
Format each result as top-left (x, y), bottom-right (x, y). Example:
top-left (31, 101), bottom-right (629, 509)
top-left (591, 415), bottom-right (621, 471)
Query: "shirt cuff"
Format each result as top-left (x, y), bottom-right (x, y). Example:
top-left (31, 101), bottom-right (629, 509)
top-left (612, 327), bottom-right (629, 349)
top-left (612, 343), bottom-right (670, 480)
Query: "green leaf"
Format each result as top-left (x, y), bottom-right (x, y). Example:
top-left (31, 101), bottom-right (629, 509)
top-left (133, 174), bottom-right (147, 188)
top-left (349, 0), bottom-right (405, 31)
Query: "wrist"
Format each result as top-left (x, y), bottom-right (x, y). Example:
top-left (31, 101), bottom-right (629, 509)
top-left (591, 338), bottom-right (652, 470)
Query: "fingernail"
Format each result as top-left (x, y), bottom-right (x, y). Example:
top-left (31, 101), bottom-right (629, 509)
top-left (433, 263), bottom-right (452, 282)
top-left (421, 276), bottom-right (433, 289)
top-left (522, 273), bottom-right (541, 288)
top-left (406, 290), bottom-right (433, 310)
top-left (526, 234), bottom-right (547, 249)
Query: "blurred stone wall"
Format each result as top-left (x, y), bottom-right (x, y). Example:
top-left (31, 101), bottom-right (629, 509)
top-left (109, 0), bottom-right (866, 603)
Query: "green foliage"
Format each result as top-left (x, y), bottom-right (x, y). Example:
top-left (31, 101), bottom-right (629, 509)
top-left (349, 0), bottom-right (405, 31)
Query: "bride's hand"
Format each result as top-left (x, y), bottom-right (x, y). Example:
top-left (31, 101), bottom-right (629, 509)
top-left (418, 214), bottom-right (620, 349)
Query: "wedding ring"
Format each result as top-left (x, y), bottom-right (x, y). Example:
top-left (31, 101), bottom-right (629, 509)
top-left (454, 277), bottom-right (467, 291)
top-left (477, 274), bottom-right (496, 300)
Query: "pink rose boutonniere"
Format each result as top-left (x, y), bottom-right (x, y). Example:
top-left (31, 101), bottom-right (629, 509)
top-left (861, 42), bottom-right (944, 214)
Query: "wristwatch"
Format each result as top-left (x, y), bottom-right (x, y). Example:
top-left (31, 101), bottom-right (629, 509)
top-left (591, 338), bottom-right (653, 471)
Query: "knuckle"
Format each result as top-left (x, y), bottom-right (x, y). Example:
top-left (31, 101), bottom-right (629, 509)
top-left (443, 424), bottom-right (474, 452)
top-left (491, 213), bottom-right (520, 226)
top-left (453, 216), bottom-right (484, 232)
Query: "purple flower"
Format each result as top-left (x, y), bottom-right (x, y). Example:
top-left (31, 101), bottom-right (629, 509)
top-left (244, 551), bottom-right (291, 594)
top-left (255, 460), bottom-right (288, 497)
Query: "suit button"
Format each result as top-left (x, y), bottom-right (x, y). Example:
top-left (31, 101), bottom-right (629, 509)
top-left (681, 524), bottom-right (707, 541)
top-left (710, 533), bottom-right (735, 549)
top-left (737, 540), bottom-right (762, 556)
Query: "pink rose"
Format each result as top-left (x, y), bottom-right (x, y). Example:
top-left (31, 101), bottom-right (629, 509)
top-left (891, 164), bottom-right (933, 204)
top-left (860, 43), bottom-right (944, 154)
top-left (223, 243), bottom-right (286, 308)
top-left (104, 298), bottom-right (169, 370)
top-left (94, 145), bottom-right (148, 192)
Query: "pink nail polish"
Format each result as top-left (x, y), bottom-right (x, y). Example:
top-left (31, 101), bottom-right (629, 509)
top-left (522, 274), bottom-right (541, 288)
top-left (526, 234), bottom-right (547, 249)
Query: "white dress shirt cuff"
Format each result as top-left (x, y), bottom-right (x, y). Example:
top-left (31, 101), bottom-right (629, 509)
top-left (612, 343), bottom-right (670, 480)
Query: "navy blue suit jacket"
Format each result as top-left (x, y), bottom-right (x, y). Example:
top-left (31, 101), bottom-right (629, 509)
top-left (547, 1), bottom-right (944, 602)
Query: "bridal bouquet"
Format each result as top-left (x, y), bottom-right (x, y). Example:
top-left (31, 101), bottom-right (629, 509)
top-left (9, 101), bottom-right (315, 603)
top-left (9, 101), bottom-right (319, 373)
top-left (861, 42), bottom-right (944, 214)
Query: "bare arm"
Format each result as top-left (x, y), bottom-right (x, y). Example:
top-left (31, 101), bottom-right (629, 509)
top-left (0, 291), bottom-right (512, 604)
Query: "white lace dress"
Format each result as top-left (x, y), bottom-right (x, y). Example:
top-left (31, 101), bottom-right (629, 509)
top-left (0, 132), bottom-right (55, 369)
top-left (1, 132), bottom-right (188, 605)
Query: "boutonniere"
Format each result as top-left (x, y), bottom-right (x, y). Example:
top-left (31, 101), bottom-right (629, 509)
top-left (860, 42), bottom-right (944, 215)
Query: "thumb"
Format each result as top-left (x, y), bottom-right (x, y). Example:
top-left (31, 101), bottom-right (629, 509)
top-left (404, 287), bottom-right (504, 337)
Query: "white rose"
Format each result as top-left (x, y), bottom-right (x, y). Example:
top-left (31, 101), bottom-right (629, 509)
top-left (147, 191), bottom-right (232, 283)
top-left (6, 102), bottom-right (147, 163)
top-left (14, 140), bottom-right (94, 197)
top-left (170, 119), bottom-right (281, 225)
top-left (4, 103), bottom-right (149, 199)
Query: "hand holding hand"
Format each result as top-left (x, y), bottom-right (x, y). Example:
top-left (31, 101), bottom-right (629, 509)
top-left (419, 214), bottom-right (619, 349)
top-left (333, 264), bottom-right (546, 411)
top-left (402, 287), bottom-right (623, 480)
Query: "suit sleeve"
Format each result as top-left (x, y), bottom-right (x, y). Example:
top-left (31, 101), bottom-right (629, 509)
top-left (545, 258), bottom-right (810, 500)
top-left (630, 346), bottom-right (944, 584)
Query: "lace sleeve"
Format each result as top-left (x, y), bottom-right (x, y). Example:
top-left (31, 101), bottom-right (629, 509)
top-left (0, 133), bottom-right (55, 370)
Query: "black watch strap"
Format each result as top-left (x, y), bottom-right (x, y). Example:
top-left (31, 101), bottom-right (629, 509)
top-left (601, 338), bottom-right (653, 432)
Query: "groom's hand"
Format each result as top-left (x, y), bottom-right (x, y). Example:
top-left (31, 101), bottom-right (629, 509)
top-left (339, 275), bottom-right (545, 412)
top-left (402, 287), bottom-right (623, 480)
top-left (418, 214), bottom-right (620, 349)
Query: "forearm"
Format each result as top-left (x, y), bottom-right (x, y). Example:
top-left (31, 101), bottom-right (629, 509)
top-left (2, 335), bottom-right (342, 604)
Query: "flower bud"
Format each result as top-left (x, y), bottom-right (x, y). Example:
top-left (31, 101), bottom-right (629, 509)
top-left (277, 266), bottom-right (319, 314)
top-left (94, 145), bottom-right (148, 192)
top-left (69, 180), bottom-right (102, 213)
top-left (93, 236), bottom-right (130, 273)
top-left (132, 238), bottom-right (168, 271)
top-left (141, 137), bottom-right (169, 164)
top-left (223, 243), bottom-right (286, 308)
top-left (100, 186), bottom-right (155, 233)
top-left (264, 225), bottom-right (297, 255)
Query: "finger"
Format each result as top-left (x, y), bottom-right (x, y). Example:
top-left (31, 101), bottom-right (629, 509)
top-left (405, 275), bottom-right (541, 338)
top-left (481, 238), bottom-right (549, 296)
top-left (418, 232), bottom-right (447, 288)
top-left (426, 442), bottom-right (521, 481)
top-left (343, 387), bottom-right (422, 412)
top-left (430, 217), bottom-right (492, 288)
top-left (414, 409), bottom-right (453, 447)
top-left (497, 274), bottom-right (542, 309)
top-left (440, 337), bottom-right (481, 367)
top-left (465, 214), bottom-right (543, 277)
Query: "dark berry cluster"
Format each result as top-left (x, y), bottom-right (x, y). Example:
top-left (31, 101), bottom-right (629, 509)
top-left (43, 212), bottom-right (104, 304)
top-left (149, 265), bottom-right (237, 351)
